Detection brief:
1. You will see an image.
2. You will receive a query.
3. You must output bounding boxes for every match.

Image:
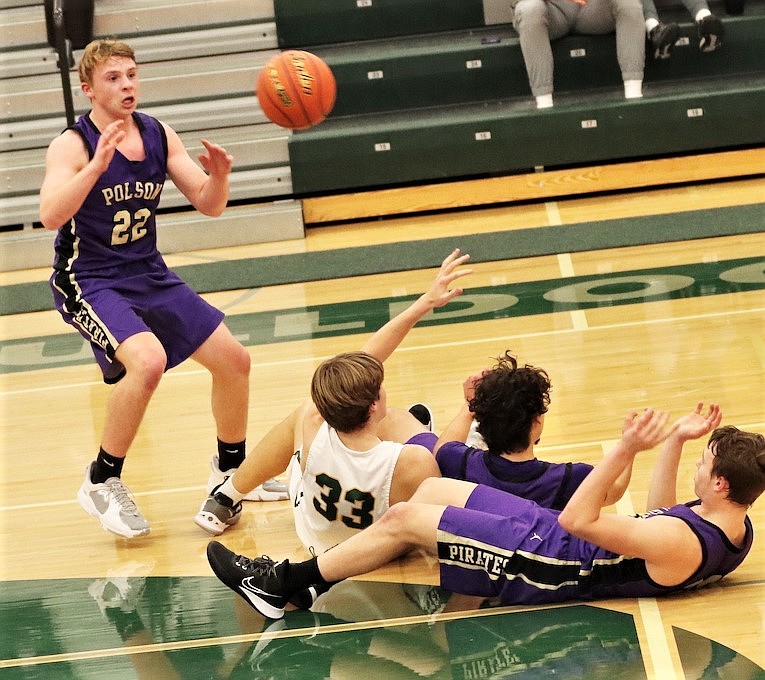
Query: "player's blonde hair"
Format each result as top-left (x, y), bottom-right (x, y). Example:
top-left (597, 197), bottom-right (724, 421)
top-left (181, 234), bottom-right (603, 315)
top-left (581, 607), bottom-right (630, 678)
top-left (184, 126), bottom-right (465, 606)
top-left (78, 39), bottom-right (135, 84)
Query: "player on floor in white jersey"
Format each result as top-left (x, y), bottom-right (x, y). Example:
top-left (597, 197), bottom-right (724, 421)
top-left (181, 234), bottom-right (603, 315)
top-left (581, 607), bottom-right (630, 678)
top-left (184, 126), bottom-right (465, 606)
top-left (194, 249), bottom-right (473, 556)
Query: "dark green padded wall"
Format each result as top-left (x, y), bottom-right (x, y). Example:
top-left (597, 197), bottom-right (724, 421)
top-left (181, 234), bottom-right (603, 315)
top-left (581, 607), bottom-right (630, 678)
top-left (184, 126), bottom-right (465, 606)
top-left (274, 0), bottom-right (486, 48)
top-left (288, 77), bottom-right (765, 194)
top-left (317, 12), bottom-right (765, 119)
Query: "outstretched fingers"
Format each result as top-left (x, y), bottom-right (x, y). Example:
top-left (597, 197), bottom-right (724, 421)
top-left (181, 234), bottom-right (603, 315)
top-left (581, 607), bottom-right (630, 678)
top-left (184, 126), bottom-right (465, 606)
top-left (625, 408), bottom-right (676, 450)
top-left (430, 249), bottom-right (473, 306)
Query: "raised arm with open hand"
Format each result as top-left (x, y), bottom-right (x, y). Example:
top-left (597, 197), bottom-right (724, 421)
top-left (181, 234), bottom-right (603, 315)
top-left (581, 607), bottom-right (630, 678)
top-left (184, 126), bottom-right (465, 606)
top-left (362, 248), bottom-right (472, 362)
top-left (646, 402), bottom-right (722, 510)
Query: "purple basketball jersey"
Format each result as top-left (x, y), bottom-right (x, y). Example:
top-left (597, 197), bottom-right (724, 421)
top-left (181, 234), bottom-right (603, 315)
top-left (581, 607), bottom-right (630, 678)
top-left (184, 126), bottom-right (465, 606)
top-left (436, 441), bottom-right (593, 510)
top-left (48, 112), bottom-right (224, 382)
top-left (437, 485), bottom-right (753, 605)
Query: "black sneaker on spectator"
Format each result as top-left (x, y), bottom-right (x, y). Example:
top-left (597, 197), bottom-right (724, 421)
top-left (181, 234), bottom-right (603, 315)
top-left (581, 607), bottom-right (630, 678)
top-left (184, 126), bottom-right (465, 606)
top-left (698, 15), bottom-right (724, 52)
top-left (649, 22), bottom-right (680, 59)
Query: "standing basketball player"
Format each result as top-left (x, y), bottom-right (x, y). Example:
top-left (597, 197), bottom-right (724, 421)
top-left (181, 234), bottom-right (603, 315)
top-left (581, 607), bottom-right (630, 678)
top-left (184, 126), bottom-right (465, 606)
top-left (39, 39), bottom-right (286, 539)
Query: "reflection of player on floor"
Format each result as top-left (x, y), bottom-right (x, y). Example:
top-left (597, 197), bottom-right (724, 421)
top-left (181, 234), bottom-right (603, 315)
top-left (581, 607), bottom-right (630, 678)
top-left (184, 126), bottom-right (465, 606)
top-left (209, 403), bottom-right (765, 619)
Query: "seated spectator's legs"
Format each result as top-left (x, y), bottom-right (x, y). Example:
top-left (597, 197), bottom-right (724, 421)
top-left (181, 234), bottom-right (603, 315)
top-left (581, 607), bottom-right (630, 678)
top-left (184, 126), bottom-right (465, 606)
top-left (642, 0), bottom-right (681, 59)
top-left (576, 0), bottom-right (645, 97)
top-left (682, 0), bottom-right (724, 51)
top-left (513, 0), bottom-right (575, 107)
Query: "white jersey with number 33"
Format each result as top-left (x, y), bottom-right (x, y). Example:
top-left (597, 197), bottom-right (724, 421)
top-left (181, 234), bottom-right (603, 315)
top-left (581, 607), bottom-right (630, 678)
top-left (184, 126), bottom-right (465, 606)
top-left (288, 422), bottom-right (403, 554)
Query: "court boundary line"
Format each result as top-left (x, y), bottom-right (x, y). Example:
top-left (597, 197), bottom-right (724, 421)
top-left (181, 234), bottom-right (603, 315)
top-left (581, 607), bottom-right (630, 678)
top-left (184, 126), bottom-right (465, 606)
top-left (2, 304), bottom-right (762, 397)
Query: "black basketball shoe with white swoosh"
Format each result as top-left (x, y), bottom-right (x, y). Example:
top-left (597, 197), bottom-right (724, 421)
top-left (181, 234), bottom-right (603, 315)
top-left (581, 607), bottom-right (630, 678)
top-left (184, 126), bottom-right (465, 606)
top-left (207, 541), bottom-right (288, 619)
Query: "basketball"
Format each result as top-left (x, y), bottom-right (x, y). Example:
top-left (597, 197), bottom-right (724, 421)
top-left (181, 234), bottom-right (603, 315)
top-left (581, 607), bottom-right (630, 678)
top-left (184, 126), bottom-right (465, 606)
top-left (256, 50), bottom-right (337, 130)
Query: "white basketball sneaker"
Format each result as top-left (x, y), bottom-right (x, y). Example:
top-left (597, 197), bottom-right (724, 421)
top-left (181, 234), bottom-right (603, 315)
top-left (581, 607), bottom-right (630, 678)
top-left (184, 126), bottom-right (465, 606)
top-left (77, 463), bottom-right (150, 538)
top-left (206, 456), bottom-right (289, 502)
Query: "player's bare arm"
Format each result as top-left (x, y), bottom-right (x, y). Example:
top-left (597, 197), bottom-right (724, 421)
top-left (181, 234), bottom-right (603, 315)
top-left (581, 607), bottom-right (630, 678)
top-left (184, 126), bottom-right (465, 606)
top-left (362, 248), bottom-right (472, 362)
top-left (163, 123), bottom-right (232, 216)
top-left (646, 403), bottom-right (722, 511)
top-left (39, 121), bottom-right (125, 229)
top-left (389, 445), bottom-right (442, 504)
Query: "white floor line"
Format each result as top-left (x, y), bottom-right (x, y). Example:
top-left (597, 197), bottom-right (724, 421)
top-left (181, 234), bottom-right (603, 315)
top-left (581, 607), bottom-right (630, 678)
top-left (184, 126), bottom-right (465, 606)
top-left (2, 306), bottom-right (762, 398)
top-left (609, 443), bottom-right (680, 680)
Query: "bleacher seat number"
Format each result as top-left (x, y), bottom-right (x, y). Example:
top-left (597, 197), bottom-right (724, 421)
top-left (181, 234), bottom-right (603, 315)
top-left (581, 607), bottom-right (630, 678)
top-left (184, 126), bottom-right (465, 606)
top-left (581, 119), bottom-right (598, 129)
top-left (374, 142), bottom-right (391, 152)
top-left (687, 108), bottom-right (704, 118)
top-left (475, 131), bottom-right (492, 141)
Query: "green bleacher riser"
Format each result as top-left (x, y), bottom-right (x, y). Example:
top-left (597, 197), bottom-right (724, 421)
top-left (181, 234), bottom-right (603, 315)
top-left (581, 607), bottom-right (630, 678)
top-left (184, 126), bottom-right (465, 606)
top-left (321, 28), bottom-right (529, 117)
top-left (288, 77), bottom-right (765, 194)
top-left (319, 9), bottom-right (764, 118)
top-left (273, 0), bottom-right (486, 47)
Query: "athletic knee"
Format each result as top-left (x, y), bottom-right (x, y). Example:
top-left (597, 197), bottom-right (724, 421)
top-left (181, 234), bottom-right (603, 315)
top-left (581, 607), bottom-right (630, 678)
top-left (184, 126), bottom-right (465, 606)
top-left (379, 501), bottom-right (416, 530)
top-left (117, 341), bottom-right (166, 390)
top-left (132, 349), bottom-right (166, 390)
top-left (228, 343), bottom-right (251, 378)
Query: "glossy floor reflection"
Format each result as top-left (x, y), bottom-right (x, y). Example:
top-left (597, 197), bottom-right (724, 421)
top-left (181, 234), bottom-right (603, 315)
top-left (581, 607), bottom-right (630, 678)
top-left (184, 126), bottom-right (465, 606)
top-left (2, 577), bottom-right (762, 679)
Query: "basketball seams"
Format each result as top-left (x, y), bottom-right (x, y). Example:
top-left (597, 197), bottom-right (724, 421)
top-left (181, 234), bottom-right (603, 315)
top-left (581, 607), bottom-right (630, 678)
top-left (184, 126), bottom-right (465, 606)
top-left (255, 50), bottom-right (336, 130)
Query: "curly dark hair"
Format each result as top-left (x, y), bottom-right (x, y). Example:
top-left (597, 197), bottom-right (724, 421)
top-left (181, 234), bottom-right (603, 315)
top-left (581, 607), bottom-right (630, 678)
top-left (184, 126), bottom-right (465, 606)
top-left (469, 351), bottom-right (551, 454)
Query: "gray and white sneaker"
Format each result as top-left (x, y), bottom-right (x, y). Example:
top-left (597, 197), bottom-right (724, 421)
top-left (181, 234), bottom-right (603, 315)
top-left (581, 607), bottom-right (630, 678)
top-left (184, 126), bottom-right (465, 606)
top-left (207, 456), bottom-right (288, 502)
top-left (194, 487), bottom-right (242, 535)
top-left (77, 463), bottom-right (150, 538)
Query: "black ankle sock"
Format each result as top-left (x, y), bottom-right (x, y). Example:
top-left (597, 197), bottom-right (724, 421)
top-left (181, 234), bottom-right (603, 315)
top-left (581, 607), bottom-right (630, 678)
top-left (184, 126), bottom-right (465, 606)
top-left (217, 439), bottom-right (246, 472)
top-left (92, 448), bottom-right (124, 484)
top-left (279, 557), bottom-right (330, 594)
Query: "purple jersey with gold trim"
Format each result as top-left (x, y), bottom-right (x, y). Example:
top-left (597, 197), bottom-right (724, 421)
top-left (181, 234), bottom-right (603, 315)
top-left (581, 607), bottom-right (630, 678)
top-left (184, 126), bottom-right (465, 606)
top-left (47, 112), bottom-right (225, 383)
top-left (438, 486), bottom-right (753, 605)
top-left (436, 441), bottom-right (593, 510)
top-left (51, 111), bottom-right (167, 275)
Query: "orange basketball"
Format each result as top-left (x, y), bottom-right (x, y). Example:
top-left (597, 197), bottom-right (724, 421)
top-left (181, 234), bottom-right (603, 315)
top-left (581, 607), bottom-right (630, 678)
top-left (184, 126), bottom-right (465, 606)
top-left (256, 50), bottom-right (337, 130)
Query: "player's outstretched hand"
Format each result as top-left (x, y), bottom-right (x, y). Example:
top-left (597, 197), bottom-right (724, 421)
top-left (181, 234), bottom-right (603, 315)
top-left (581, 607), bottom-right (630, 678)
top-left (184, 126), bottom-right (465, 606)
top-left (621, 408), bottom-right (675, 453)
top-left (93, 120), bottom-right (126, 173)
top-left (198, 139), bottom-right (234, 178)
top-left (423, 248), bottom-right (473, 309)
top-left (670, 402), bottom-right (722, 443)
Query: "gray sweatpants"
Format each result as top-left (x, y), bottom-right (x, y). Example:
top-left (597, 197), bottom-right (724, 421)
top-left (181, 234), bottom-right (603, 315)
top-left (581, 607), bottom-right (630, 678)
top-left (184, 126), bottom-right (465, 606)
top-left (512, 0), bottom-right (646, 96)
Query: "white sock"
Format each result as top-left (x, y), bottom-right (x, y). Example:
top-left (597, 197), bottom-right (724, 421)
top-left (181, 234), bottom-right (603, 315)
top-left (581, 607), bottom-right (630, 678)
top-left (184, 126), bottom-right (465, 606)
top-left (646, 18), bottom-right (659, 34)
top-left (695, 8), bottom-right (711, 21)
top-left (218, 476), bottom-right (245, 504)
top-left (536, 94), bottom-right (553, 109)
top-left (624, 79), bottom-right (643, 99)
